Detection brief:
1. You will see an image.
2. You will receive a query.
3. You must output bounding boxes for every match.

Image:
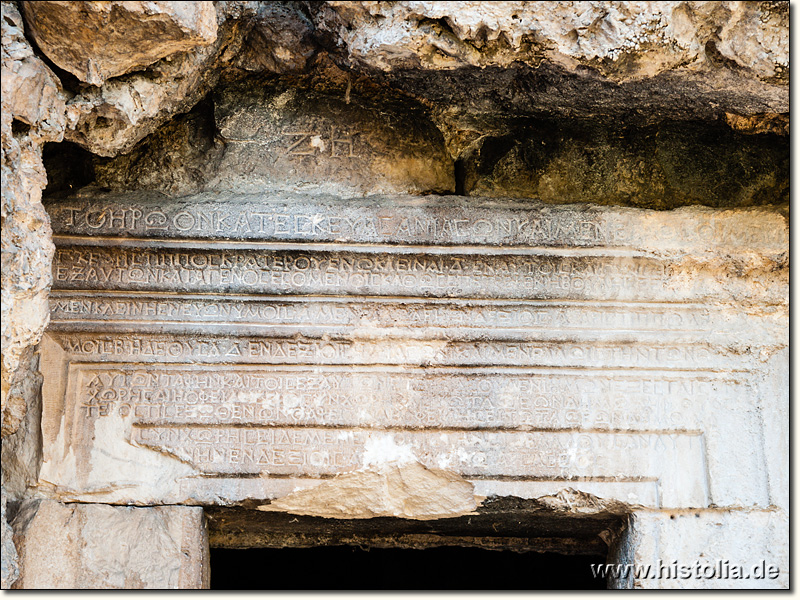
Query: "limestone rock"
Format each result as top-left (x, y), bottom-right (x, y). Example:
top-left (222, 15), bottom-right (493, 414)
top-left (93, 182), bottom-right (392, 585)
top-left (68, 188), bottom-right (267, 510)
top-left (11, 499), bottom-right (208, 589)
top-left (54, 2), bottom-right (316, 157)
top-left (316, 1), bottom-right (787, 80)
top-left (20, 1), bottom-right (218, 86)
top-left (91, 97), bottom-right (224, 196)
top-left (228, 1), bottom-right (317, 73)
top-left (725, 111), bottom-right (789, 136)
top-left (1, 345), bottom-right (43, 503)
top-left (88, 73), bottom-right (454, 196)
top-left (210, 77), bottom-right (453, 195)
top-left (62, 17), bottom-right (245, 157)
top-left (0, 347), bottom-right (43, 502)
top-left (1, 1), bottom-right (65, 437)
top-left (609, 509), bottom-right (788, 589)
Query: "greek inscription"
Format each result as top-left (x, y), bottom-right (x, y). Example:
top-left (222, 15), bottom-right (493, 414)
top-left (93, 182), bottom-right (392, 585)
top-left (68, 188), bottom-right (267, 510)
top-left (51, 331), bottom-right (737, 369)
top-left (131, 426), bottom-right (702, 479)
top-left (74, 366), bottom-right (747, 432)
top-left (283, 126), bottom-right (357, 158)
top-left (50, 295), bottom-right (717, 332)
top-left (46, 199), bottom-right (787, 253)
top-left (53, 247), bottom-right (674, 301)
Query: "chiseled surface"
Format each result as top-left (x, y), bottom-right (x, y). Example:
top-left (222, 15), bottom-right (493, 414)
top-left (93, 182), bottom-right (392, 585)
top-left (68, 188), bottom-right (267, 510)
top-left (210, 82), bottom-right (454, 196)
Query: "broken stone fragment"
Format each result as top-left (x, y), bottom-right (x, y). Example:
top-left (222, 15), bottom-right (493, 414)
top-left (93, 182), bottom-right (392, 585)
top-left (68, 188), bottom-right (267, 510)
top-left (258, 461), bottom-right (482, 520)
top-left (20, 1), bottom-right (218, 86)
top-left (62, 18), bottom-right (242, 158)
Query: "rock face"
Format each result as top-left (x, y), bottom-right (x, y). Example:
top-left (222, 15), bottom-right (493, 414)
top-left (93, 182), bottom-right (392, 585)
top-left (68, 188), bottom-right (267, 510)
top-left (610, 510), bottom-right (789, 589)
top-left (1, 1), bottom-right (64, 440)
top-left (10, 499), bottom-right (208, 589)
top-left (228, 1), bottom-right (316, 73)
top-left (0, 491), bottom-right (18, 589)
top-left (38, 193), bottom-right (787, 511)
top-left (60, 17), bottom-right (242, 158)
top-left (19, 0), bottom-right (789, 160)
top-left (315, 1), bottom-right (788, 80)
top-left (20, 1), bottom-right (218, 86)
top-left (312, 1), bottom-right (788, 135)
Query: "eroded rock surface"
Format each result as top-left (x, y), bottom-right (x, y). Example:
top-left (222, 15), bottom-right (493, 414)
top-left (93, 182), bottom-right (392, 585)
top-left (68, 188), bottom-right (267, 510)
top-left (21, 1), bottom-right (789, 159)
top-left (315, 1), bottom-right (788, 80)
top-left (1, 1), bottom-right (65, 439)
top-left (459, 119), bottom-right (788, 206)
top-left (312, 1), bottom-right (788, 139)
top-left (210, 76), bottom-right (453, 195)
top-left (45, 2), bottom-right (317, 157)
top-left (0, 487), bottom-right (18, 589)
top-left (20, 1), bottom-right (218, 86)
top-left (61, 17), bottom-right (245, 157)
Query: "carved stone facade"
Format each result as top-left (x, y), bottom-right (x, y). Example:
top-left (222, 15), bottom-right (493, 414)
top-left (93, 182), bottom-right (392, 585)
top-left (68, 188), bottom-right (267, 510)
top-left (1, 1), bottom-right (788, 590)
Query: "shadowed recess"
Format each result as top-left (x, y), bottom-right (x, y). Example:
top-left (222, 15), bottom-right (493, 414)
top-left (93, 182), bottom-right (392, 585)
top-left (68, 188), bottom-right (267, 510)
top-left (210, 546), bottom-right (608, 590)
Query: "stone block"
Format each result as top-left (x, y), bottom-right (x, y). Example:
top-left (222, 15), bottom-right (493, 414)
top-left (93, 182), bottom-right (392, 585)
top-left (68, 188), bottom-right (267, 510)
top-left (10, 499), bottom-right (208, 589)
top-left (608, 509), bottom-right (788, 589)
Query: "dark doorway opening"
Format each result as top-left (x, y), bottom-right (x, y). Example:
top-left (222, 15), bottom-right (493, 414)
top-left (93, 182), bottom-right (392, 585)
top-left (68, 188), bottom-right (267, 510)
top-left (210, 546), bottom-right (607, 590)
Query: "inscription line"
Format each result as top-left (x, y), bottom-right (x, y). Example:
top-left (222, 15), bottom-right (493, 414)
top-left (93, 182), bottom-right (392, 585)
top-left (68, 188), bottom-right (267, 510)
top-left (51, 289), bottom-right (757, 308)
top-left (48, 291), bottom-right (769, 308)
top-left (50, 288), bottom-right (787, 318)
